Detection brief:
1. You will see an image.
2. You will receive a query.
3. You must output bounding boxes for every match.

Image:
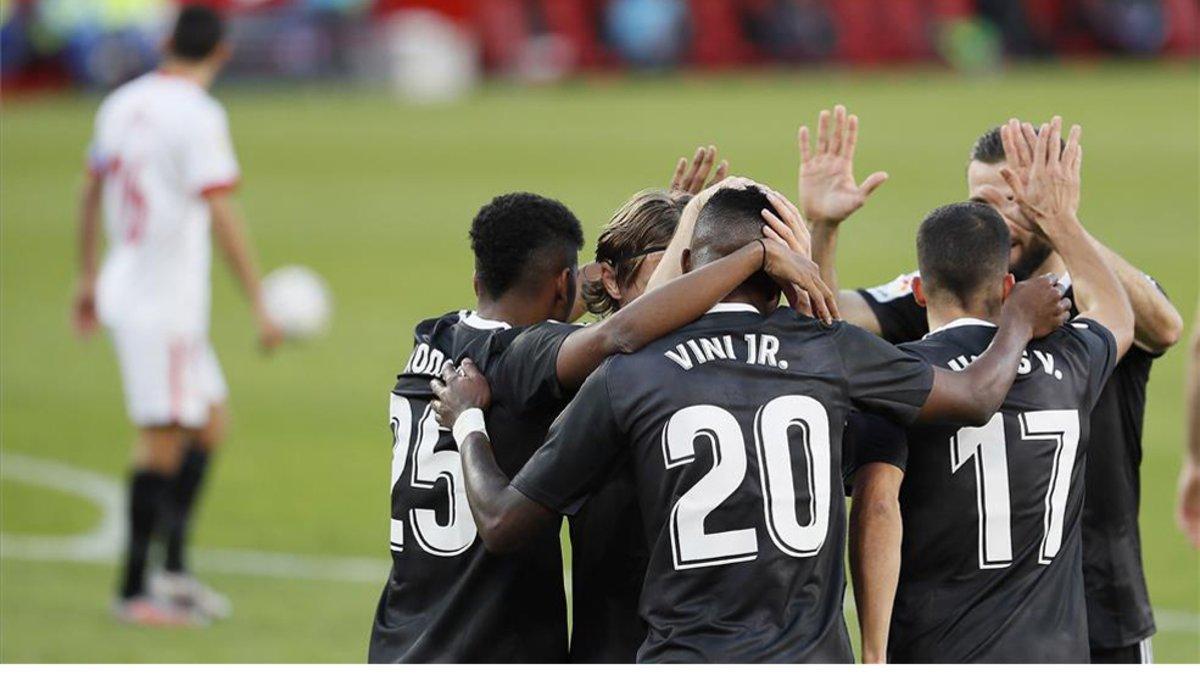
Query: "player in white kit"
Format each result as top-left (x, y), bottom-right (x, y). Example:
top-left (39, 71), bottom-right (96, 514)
top-left (72, 5), bottom-right (281, 626)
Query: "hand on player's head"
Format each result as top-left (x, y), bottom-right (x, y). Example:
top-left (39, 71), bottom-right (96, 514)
top-left (759, 188), bottom-right (811, 258)
top-left (1002, 274), bottom-right (1072, 339)
top-left (431, 359), bottom-right (492, 428)
top-left (669, 145), bottom-right (730, 195)
top-left (758, 237), bottom-right (839, 325)
top-left (797, 104), bottom-right (888, 227)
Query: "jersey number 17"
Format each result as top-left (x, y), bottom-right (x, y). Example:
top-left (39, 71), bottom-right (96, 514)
top-left (951, 410), bottom-right (1080, 569)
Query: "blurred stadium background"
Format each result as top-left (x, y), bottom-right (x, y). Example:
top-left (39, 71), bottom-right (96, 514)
top-left (1, 0), bottom-right (1198, 663)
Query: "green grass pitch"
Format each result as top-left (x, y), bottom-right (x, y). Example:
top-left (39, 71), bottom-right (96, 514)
top-left (1, 62), bottom-right (1197, 662)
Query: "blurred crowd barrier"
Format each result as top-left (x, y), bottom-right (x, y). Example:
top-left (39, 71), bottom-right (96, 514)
top-left (3, 0), bottom-right (1198, 95)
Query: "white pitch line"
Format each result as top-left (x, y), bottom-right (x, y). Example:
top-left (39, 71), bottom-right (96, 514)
top-left (0, 451), bottom-right (388, 584)
top-left (1, 451), bottom-right (1198, 637)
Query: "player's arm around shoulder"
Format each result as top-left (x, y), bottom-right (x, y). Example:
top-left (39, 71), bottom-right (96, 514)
top-left (557, 235), bottom-right (836, 391)
top-left (430, 360), bottom-right (558, 554)
top-left (918, 277), bottom-right (1071, 426)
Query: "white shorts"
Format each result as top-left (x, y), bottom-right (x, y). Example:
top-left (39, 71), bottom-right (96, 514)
top-left (110, 328), bottom-right (227, 429)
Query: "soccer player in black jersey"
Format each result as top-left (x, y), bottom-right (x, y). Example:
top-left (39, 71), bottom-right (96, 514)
top-left (846, 122), bottom-right (1135, 661)
top-left (370, 188), bottom-right (836, 663)
top-left (804, 107), bottom-right (1183, 663)
top-left (429, 184), bottom-right (1068, 663)
top-left (569, 188), bottom-right (691, 662)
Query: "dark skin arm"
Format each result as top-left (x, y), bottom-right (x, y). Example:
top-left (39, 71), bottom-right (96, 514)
top-left (436, 278), bottom-right (1067, 551)
top-left (431, 360), bottom-right (556, 553)
top-left (554, 236), bottom-right (839, 390)
top-left (916, 275), bottom-right (1070, 425)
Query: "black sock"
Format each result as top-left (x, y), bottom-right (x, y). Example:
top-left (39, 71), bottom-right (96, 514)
top-left (120, 470), bottom-right (169, 599)
top-left (164, 443), bottom-right (211, 574)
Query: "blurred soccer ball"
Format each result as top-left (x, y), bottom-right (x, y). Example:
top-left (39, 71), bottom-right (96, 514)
top-left (384, 10), bottom-right (479, 104)
top-left (262, 266), bottom-right (332, 340)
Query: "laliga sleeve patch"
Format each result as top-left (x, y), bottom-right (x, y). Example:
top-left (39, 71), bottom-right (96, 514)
top-left (865, 271), bottom-right (919, 303)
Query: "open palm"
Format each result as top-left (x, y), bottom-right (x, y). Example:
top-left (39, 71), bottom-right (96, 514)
top-left (798, 105), bottom-right (887, 226)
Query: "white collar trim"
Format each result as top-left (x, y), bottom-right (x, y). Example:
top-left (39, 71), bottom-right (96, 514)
top-left (706, 302), bottom-right (761, 315)
top-left (459, 310), bottom-right (511, 330)
top-left (925, 317), bottom-right (996, 337)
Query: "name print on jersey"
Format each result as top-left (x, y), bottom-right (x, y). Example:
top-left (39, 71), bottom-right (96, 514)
top-left (402, 343), bottom-right (448, 377)
top-left (664, 333), bottom-right (790, 371)
top-left (946, 347), bottom-right (1066, 381)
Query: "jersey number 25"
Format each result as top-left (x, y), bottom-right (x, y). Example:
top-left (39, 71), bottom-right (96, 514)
top-left (389, 393), bottom-right (477, 557)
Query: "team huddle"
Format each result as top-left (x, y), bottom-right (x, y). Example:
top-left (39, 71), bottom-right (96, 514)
top-left (75, 5), bottom-right (1182, 666)
top-left (373, 113), bottom-right (1180, 663)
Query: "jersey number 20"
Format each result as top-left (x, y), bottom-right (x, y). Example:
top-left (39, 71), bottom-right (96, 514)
top-left (663, 395), bottom-right (831, 570)
top-left (389, 393), bottom-right (477, 556)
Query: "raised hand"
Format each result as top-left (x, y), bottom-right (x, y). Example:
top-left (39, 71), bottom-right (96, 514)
top-left (760, 238), bottom-right (840, 325)
top-left (431, 359), bottom-right (492, 429)
top-left (798, 104), bottom-right (888, 227)
top-left (1001, 116), bottom-right (1082, 231)
top-left (669, 145), bottom-right (730, 195)
top-left (1002, 274), bottom-right (1072, 339)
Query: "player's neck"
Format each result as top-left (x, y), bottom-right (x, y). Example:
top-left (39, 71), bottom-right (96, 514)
top-left (158, 59), bottom-right (216, 89)
top-left (474, 296), bottom-right (550, 328)
top-left (925, 299), bottom-right (1001, 334)
top-left (721, 288), bottom-right (777, 315)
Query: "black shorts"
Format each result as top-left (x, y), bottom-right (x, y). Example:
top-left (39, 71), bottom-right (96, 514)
top-left (1090, 638), bottom-right (1153, 664)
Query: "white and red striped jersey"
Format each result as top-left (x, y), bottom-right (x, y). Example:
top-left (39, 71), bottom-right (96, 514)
top-left (89, 71), bottom-right (239, 333)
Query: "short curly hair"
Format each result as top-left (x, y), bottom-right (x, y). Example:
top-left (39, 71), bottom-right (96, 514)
top-left (469, 192), bottom-right (584, 299)
top-left (582, 189), bottom-right (689, 317)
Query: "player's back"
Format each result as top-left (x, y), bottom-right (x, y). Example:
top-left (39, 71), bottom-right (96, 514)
top-left (887, 318), bottom-right (1118, 663)
top-left (596, 304), bottom-right (930, 662)
top-left (91, 72), bottom-right (238, 332)
top-left (370, 310), bottom-right (574, 663)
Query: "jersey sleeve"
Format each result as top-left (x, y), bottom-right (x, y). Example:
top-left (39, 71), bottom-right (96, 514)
top-left (510, 361), bottom-right (625, 516)
top-left (856, 272), bottom-right (929, 344)
top-left (1064, 318), bottom-right (1119, 411)
top-left (1138, 274), bottom-right (1172, 359)
top-left (86, 101), bottom-right (113, 177)
top-left (842, 411), bottom-right (909, 489)
top-left (182, 103), bottom-right (240, 197)
top-left (490, 321), bottom-right (582, 413)
top-left (833, 323), bottom-right (934, 424)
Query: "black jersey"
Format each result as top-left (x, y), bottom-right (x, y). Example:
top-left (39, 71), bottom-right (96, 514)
top-left (509, 304), bottom-right (934, 663)
top-left (368, 310), bottom-right (579, 663)
top-left (566, 464), bottom-right (648, 663)
top-left (845, 318), bottom-right (1119, 663)
top-left (858, 272), bottom-right (1160, 648)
